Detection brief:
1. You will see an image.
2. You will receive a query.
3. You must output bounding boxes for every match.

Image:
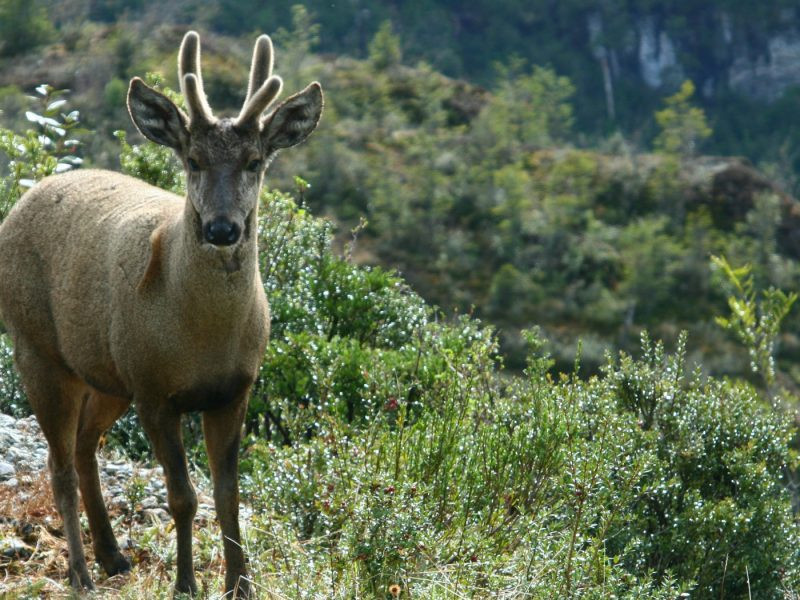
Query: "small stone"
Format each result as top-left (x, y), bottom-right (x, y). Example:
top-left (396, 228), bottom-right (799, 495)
top-left (143, 508), bottom-right (170, 523)
top-left (141, 496), bottom-right (158, 509)
top-left (0, 461), bottom-right (15, 480)
top-left (7, 446), bottom-right (33, 465)
top-left (120, 537), bottom-right (136, 550)
top-left (104, 462), bottom-right (134, 477)
top-left (1, 537), bottom-right (33, 560)
top-left (109, 497), bottom-right (128, 511)
top-left (0, 431), bottom-right (20, 453)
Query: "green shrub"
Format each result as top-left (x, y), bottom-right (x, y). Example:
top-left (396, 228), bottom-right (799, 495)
top-left (0, 0), bottom-right (54, 57)
top-left (241, 330), bottom-right (798, 597)
top-left (259, 187), bottom-right (428, 347)
top-left (654, 80), bottom-right (712, 157)
top-left (599, 333), bottom-right (799, 598)
top-left (0, 85), bottom-right (85, 220)
top-left (0, 334), bottom-right (26, 417)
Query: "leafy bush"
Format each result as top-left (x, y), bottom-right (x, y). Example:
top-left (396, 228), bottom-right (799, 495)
top-left (242, 327), bottom-right (798, 597)
top-left (654, 80), bottom-right (712, 156)
top-left (600, 333), bottom-right (798, 598)
top-left (250, 188), bottom-right (430, 439)
top-left (712, 254), bottom-right (797, 390)
top-left (0, 85), bottom-right (84, 220)
top-left (0, 0), bottom-right (54, 57)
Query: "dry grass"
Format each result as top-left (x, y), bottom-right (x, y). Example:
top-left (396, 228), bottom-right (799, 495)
top-left (0, 467), bottom-right (231, 599)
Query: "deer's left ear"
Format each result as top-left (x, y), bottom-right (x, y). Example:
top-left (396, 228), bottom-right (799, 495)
top-left (261, 82), bottom-right (323, 149)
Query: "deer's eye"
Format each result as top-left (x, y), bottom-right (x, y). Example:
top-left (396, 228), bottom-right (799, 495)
top-left (187, 158), bottom-right (201, 172)
top-left (246, 159), bottom-right (261, 173)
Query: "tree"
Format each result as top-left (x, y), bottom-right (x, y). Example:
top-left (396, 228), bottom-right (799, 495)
top-left (0, 0), bottom-right (54, 57)
top-left (273, 4), bottom-right (321, 92)
top-left (368, 21), bottom-right (402, 70)
top-left (653, 80), bottom-right (712, 156)
top-left (476, 59), bottom-right (575, 161)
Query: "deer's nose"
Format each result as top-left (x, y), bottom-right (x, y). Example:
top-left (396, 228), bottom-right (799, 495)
top-left (203, 216), bottom-right (241, 246)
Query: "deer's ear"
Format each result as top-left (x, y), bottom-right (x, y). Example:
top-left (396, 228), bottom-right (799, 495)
top-left (127, 77), bottom-right (189, 150)
top-left (261, 82), bottom-right (322, 149)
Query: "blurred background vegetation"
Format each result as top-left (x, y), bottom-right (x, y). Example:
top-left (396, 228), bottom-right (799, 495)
top-left (0, 0), bottom-right (799, 378)
top-left (3, 0), bottom-right (800, 378)
top-left (3, 1), bottom-right (800, 597)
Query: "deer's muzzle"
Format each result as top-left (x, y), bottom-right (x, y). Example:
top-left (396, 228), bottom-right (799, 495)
top-left (203, 216), bottom-right (241, 246)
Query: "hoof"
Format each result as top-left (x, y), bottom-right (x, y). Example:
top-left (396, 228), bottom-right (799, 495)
top-left (228, 574), bottom-right (252, 599)
top-left (100, 551), bottom-right (132, 576)
top-left (173, 578), bottom-right (198, 598)
top-left (68, 566), bottom-right (95, 591)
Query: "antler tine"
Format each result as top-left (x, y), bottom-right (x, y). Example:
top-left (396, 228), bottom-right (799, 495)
top-left (178, 31), bottom-right (214, 124)
top-left (236, 34), bottom-right (283, 127)
top-left (236, 76), bottom-right (283, 127)
top-left (246, 35), bottom-right (274, 103)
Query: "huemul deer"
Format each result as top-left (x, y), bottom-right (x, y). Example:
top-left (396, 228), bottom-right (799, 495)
top-left (0, 31), bottom-right (322, 597)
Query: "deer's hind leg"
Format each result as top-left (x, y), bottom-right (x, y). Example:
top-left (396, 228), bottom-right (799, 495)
top-left (13, 342), bottom-right (94, 590)
top-left (76, 390), bottom-right (132, 576)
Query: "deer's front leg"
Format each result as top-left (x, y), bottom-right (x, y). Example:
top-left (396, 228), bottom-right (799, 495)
top-left (203, 397), bottom-right (250, 598)
top-left (138, 406), bottom-right (198, 596)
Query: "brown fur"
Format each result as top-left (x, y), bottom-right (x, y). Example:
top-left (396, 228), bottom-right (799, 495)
top-left (0, 31), bottom-right (322, 598)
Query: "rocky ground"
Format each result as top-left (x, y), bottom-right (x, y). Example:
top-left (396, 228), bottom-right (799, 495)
top-left (0, 412), bottom-right (231, 597)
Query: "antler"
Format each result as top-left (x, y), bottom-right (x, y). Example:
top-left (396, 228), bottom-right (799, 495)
top-left (246, 35), bottom-right (274, 101)
top-left (236, 35), bottom-right (283, 127)
top-left (177, 31), bottom-right (285, 128)
top-left (178, 31), bottom-right (214, 125)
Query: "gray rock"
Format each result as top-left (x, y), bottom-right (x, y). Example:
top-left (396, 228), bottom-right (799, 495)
top-left (1, 537), bottom-right (33, 560)
top-left (109, 496), bottom-right (129, 511)
top-left (141, 496), bottom-right (159, 509)
top-left (0, 460), bottom-right (14, 480)
top-left (143, 508), bottom-right (170, 523)
top-left (104, 462), bottom-right (134, 476)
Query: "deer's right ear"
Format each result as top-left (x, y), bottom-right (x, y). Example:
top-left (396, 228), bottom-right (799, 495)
top-left (127, 77), bottom-right (189, 150)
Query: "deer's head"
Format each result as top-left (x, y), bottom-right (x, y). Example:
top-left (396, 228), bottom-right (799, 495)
top-left (127, 31), bottom-right (322, 248)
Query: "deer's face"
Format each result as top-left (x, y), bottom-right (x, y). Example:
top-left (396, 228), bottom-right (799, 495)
top-left (126, 31), bottom-right (322, 250)
top-left (183, 121), bottom-right (265, 247)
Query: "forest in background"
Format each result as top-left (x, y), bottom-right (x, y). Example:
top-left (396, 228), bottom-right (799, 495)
top-left (7, 0), bottom-right (800, 175)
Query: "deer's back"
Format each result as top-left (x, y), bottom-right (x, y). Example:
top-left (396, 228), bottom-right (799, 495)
top-left (0, 169), bottom-right (182, 393)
